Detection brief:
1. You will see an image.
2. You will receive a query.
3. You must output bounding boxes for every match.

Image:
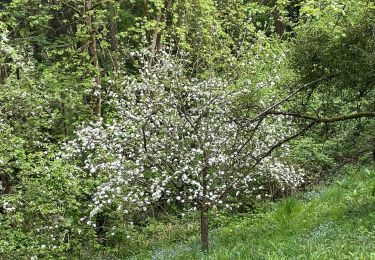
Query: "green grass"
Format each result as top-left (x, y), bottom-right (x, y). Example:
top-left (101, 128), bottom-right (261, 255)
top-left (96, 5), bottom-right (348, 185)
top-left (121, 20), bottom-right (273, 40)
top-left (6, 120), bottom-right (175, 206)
top-left (132, 166), bottom-right (375, 259)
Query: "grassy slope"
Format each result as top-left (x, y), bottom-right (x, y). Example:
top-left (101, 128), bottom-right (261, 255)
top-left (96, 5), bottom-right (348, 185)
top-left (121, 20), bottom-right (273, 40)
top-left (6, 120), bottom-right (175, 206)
top-left (133, 166), bottom-right (375, 259)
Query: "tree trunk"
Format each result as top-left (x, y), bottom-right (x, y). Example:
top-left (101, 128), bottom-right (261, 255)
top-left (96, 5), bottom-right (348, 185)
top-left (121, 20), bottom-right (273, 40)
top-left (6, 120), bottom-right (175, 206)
top-left (274, 12), bottom-right (286, 36)
top-left (150, 13), bottom-right (162, 55)
top-left (61, 101), bottom-right (68, 136)
top-left (200, 167), bottom-right (209, 251)
top-left (108, 3), bottom-right (118, 52)
top-left (86, 0), bottom-right (101, 117)
top-left (200, 205), bottom-right (209, 251)
top-left (0, 173), bottom-right (11, 194)
top-left (108, 2), bottom-right (118, 71)
top-left (148, 11), bottom-right (163, 67)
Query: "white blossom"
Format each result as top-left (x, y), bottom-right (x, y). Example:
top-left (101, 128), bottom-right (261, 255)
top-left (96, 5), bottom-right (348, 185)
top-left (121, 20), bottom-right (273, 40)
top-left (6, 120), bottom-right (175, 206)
top-left (62, 51), bottom-right (304, 217)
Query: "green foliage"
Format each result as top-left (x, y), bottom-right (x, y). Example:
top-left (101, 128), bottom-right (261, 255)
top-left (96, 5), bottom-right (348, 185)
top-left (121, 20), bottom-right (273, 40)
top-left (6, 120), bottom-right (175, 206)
top-left (290, 0), bottom-right (375, 105)
top-left (0, 153), bottom-right (98, 259)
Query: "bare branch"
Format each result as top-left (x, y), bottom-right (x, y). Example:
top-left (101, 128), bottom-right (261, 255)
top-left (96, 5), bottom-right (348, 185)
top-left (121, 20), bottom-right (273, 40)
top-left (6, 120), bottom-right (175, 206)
top-left (250, 77), bottom-right (329, 123)
top-left (268, 111), bottom-right (375, 123)
top-left (59, 1), bottom-right (83, 16)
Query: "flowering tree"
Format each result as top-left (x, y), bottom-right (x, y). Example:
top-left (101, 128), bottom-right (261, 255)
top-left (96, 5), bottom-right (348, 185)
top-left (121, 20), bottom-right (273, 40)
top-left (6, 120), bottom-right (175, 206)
top-left (63, 53), bottom-right (305, 250)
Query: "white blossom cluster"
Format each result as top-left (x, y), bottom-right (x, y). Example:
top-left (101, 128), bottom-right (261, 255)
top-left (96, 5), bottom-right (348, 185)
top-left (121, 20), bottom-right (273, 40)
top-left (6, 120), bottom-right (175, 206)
top-left (62, 52), bottom-right (304, 217)
top-left (0, 25), bottom-right (35, 75)
top-left (2, 201), bottom-right (15, 212)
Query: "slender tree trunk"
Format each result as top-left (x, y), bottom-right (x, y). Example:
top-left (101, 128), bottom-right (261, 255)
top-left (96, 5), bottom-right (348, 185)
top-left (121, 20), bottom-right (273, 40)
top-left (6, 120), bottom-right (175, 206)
top-left (108, 3), bottom-right (118, 52)
top-left (200, 167), bottom-right (209, 251)
top-left (0, 64), bottom-right (9, 84)
top-left (150, 13), bottom-right (162, 55)
top-left (86, 0), bottom-right (101, 117)
top-left (274, 12), bottom-right (286, 36)
top-left (0, 173), bottom-right (11, 194)
top-left (61, 101), bottom-right (68, 136)
top-left (108, 2), bottom-right (118, 71)
top-left (200, 204), bottom-right (209, 251)
top-left (143, 0), bottom-right (149, 18)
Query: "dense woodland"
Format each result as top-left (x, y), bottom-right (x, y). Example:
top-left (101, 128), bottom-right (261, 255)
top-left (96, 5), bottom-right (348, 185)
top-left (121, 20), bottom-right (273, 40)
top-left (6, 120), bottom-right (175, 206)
top-left (0, 0), bottom-right (375, 258)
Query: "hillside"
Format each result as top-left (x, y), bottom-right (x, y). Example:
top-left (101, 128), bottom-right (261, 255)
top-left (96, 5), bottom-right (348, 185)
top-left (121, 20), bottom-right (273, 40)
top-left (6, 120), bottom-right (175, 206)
top-left (134, 166), bottom-right (375, 259)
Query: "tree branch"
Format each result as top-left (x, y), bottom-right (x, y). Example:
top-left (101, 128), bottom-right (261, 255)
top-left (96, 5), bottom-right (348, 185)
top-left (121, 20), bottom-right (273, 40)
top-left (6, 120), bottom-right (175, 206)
top-left (268, 111), bottom-right (375, 123)
top-left (60, 1), bottom-right (83, 16)
top-left (220, 122), bottom-right (316, 199)
top-left (258, 122), bottom-right (317, 159)
top-left (249, 76), bottom-right (329, 123)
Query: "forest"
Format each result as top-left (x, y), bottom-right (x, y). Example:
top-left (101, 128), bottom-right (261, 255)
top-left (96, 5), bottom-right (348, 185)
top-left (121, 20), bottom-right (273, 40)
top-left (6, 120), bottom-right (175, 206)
top-left (0, 0), bottom-right (375, 259)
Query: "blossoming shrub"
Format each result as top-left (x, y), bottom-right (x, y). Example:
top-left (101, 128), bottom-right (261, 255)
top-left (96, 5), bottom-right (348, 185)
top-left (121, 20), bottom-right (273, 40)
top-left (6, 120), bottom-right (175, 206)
top-left (63, 52), bottom-right (305, 248)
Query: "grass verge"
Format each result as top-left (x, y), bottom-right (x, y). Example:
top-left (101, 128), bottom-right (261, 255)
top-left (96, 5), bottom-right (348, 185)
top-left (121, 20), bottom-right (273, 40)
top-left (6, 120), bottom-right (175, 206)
top-left (132, 166), bottom-right (375, 259)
